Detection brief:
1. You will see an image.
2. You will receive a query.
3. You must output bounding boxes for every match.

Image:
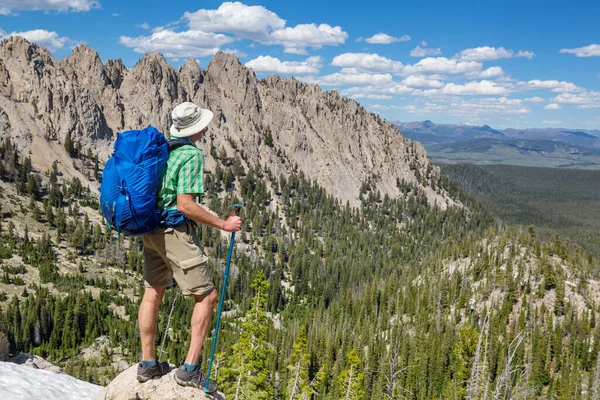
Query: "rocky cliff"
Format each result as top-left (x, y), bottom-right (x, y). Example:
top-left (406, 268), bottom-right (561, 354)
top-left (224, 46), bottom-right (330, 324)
top-left (0, 36), bottom-right (452, 207)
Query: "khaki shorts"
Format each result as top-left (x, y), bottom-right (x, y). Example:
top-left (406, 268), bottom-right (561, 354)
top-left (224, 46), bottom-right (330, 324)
top-left (142, 220), bottom-right (214, 296)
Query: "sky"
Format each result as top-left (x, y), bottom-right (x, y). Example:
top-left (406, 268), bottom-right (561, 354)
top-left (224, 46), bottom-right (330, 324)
top-left (0, 0), bottom-right (599, 130)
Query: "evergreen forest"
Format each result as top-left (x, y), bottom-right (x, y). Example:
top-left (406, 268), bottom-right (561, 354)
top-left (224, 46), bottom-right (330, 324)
top-left (0, 137), bottom-right (599, 399)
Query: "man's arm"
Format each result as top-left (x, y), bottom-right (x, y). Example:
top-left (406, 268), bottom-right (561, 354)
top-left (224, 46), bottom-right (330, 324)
top-left (177, 193), bottom-right (242, 232)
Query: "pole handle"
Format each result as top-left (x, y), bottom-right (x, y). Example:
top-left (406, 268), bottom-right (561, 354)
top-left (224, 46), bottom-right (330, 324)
top-left (227, 204), bottom-right (243, 218)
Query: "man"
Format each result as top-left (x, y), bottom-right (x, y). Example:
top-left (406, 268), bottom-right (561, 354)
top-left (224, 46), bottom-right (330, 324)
top-left (136, 102), bottom-right (242, 393)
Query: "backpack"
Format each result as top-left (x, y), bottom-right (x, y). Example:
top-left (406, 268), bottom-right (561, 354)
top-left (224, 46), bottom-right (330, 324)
top-left (100, 126), bottom-right (195, 236)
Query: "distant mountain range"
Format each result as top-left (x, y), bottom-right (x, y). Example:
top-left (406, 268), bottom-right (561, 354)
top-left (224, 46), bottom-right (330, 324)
top-left (393, 120), bottom-right (600, 168)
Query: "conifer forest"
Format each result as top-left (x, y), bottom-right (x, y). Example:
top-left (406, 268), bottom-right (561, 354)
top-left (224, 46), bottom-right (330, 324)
top-left (1, 137), bottom-right (600, 399)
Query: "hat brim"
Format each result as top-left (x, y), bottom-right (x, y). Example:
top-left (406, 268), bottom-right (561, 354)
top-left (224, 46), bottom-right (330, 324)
top-left (169, 109), bottom-right (214, 138)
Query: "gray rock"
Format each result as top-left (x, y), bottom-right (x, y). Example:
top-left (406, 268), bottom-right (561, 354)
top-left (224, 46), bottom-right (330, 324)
top-left (93, 364), bottom-right (225, 400)
top-left (0, 36), bottom-right (454, 208)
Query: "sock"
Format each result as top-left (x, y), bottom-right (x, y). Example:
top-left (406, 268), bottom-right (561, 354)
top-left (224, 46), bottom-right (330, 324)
top-left (141, 359), bottom-right (157, 368)
top-left (184, 362), bottom-right (198, 372)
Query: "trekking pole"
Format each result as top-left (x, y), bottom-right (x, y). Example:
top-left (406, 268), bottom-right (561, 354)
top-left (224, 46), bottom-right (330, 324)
top-left (205, 204), bottom-right (242, 393)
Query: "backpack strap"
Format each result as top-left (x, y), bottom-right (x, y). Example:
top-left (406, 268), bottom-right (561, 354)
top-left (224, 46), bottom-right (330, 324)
top-left (160, 138), bottom-right (198, 228)
top-left (167, 138), bottom-right (196, 152)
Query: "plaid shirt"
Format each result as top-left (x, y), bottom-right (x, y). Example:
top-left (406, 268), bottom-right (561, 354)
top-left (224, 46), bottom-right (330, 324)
top-left (157, 146), bottom-right (204, 211)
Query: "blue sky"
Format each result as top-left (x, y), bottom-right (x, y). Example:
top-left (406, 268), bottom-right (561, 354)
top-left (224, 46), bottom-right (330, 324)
top-left (1, 0), bottom-right (599, 129)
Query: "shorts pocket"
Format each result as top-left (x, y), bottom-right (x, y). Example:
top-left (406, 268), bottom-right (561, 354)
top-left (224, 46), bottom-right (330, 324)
top-left (178, 255), bottom-right (208, 270)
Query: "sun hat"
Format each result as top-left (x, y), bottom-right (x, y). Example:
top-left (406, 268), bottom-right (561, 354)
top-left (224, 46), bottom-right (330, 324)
top-left (169, 102), bottom-right (214, 138)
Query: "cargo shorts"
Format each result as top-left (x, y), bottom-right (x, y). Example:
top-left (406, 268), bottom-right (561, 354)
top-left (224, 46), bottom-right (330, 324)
top-left (142, 220), bottom-right (214, 296)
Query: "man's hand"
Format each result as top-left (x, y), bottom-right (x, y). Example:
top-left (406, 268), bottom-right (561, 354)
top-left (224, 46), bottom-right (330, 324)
top-left (223, 215), bottom-right (242, 232)
top-left (177, 194), bottom-right (243, 232)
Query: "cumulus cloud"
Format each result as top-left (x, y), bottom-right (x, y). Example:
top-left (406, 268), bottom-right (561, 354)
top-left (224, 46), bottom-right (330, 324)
top-left (465, 66), bottom-right (504, 79)
top-left (401, 75), bottom-right (444, 89)
top-left (183, 2), bottom-right (347, 54)
top-left (313, 71), bottom-right (394, 86)
top-left (455, 46), bottom-right (534, 62)
top-left (0, 0), bottom-right (99, 13)
top-left (0, 29), bottom-right (72, 51)
top-left (410, 45), bottom-right (442, 57)
top-left (137, 23), bottom-right (150, 30)
top-left (350, 94), bottom-right (393, 100)
top-left (245, 55), bottom-right (322, 75)
top-left (440, 80), bottom-right (510, 96)
top-left (364, 33), bottom-right (410, 44)
top-left (521, 79), bottom-right (581, 93)
top-left (544, 103), bottom-right (562, 110)
top-left (523, 96), bottom-right (545, 103)
top-left (551, 91), bottom-right (600, 109)
top-left (559, 44), bottom-right (600, 57)
top-left (402, 57), bottom-right (481, 76)
top-left (184, 2), bottom-right (284, 42)
top-left (270, 23), bottom-right (347, 54)
top-left (343, 84), bottom-right (414, 96)
top-left (331, 53), bottom-right (403, 73)
top-left (119, 29), bottom-right (234, 58)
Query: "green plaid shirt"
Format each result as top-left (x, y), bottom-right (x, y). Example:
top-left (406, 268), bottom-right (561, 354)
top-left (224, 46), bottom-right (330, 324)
top-left (157, 146), bottom-right (204, 211)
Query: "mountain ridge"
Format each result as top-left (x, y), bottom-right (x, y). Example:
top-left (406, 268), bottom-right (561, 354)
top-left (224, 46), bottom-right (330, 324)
top-left (0, 36), bottom-right (452, 208)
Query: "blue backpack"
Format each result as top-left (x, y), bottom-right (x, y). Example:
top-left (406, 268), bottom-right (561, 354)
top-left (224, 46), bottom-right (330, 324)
top-left (100, 126), bottom-right (193, 236)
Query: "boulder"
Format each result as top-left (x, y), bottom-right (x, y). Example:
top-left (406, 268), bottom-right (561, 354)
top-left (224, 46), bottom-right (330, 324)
top-left (93, 364), bottom-right (225, 400)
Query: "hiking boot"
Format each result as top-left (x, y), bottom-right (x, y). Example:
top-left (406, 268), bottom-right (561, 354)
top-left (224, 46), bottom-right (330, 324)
top-left (136, 361), bottom-right (171, 382)
top-left (174, 364), bottom-right (218, 393)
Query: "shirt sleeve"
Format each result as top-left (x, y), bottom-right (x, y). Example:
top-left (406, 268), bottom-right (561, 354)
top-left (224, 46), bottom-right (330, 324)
top-left (176, 150), bottom-right (204, 195)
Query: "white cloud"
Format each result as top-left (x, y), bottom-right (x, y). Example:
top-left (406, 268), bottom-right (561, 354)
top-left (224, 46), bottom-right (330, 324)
top-left (112, 13), bottom-right (119, 17)
top-left (551, 91), bottom-right (600, 109)
top-left (312, 71), bottom-right (394, 86)
top-left (544, 103), bottom-right (562, 110)
top-left (350, 94), bottom-right (393, 100)
top-left (379, 97), bottom-right (529, 118)
top-left (343, 84), bottom-right (414, 96)
top-left (269, 23), bottom-right (347, 54)
top-left (401, 75), bottom-right (444, 89)
top-left (478, 66), bottom-right (504, 78)
top-left (559, 44), bottom-right (600, 57)
top-left (137, 23), bottom-right (150, 30)
top-left (542, 120), bottom-right (562, 125)
top-left (523, 96), bottom-right (544, 103)
top-left (440, 80), bottom-right (510, 96)
top-left (402, 57), bottom-right (481, 75)
top-left (0, 0), bottom-right (99, 13)
top-left (364, 33), bottom-right (410, 44)
top-left (331, 52), bottom-right (403, 73)
top-left (410, 45), bottom-right (442, 57)
top-left (119, 29), bottom-right (234, 58)
top-left (184, 2), bottom-right (284, 42)
top-left (455, 46), bottom-right (534, 62)
top-left (245, 55), bottom-right (322, 75)
top-left (465, 66), bottom-right (504, 79)
top-left (183, 2), bottom-right (347, 54)
top-left (521, 79), bottom-right (581, 93)
top-left (1, 29), bottom-right (72, 51)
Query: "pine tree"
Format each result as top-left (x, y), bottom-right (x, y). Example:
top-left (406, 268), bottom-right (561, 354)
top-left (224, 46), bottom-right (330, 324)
top-left (286, 327), bottom-right (312, 400)
top-left (337, 349), bottom-right (365, 400)
top-left (222, 272), bottom-right (274, 399)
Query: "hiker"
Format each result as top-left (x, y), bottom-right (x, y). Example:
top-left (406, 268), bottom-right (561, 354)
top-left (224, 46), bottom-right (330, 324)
top-left (136, 102), bottom-right (242, 393)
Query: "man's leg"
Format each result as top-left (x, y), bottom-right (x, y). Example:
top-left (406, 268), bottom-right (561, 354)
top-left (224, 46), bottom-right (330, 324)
top-left (138, 286), bottom-right (166, 361)
top-left (185, 288), bottom-right (218, 365)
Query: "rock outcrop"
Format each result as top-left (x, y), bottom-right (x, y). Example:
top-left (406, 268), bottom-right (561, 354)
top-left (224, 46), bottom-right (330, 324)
top-left (0, 36), bottom-right (454, 207)
top-left (94, 365), bottom-right (225, 400)
top-left (0, 321), bottom-right (9, 361)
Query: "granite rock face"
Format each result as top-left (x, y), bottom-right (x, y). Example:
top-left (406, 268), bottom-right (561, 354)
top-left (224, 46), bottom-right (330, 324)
top-left (93, 364), bottom-right (225, 400)
top-left (0, 36), bottom-right (453, 207)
